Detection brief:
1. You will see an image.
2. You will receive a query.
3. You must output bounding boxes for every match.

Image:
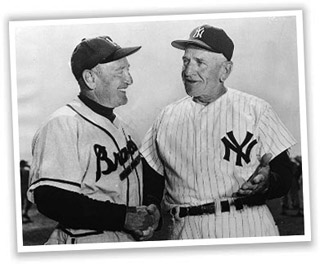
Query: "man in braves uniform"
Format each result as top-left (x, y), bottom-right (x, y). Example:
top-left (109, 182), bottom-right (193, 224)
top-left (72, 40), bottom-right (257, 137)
top-left (27, 36), bottom-right (160, 244)
top-left (140, 25), bottom-right (296, 239)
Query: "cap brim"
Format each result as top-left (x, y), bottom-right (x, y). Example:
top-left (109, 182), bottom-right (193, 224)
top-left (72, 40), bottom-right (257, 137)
top-left (113, 46), bottom-right (142, 61)
top-left (171, 39), bottom-right (213, 51)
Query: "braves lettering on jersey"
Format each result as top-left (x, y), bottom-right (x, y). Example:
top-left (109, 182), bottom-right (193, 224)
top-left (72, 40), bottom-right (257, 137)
top-left (28, 97), bottom-right (143, 243)
top-left (140, 88), bottom-right (296, 239)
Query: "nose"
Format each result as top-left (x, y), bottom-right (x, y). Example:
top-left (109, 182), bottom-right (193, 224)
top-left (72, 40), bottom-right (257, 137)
top-left (124, 70), bottom-right (133, 85)
top-left (183, 61), bottom-right (196, 77)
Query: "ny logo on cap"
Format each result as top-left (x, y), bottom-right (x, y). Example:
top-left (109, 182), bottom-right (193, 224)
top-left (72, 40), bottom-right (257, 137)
top-left (193, 26), bottom-right (205, 39)
top-left (104, 36), bottom-right (118, 47)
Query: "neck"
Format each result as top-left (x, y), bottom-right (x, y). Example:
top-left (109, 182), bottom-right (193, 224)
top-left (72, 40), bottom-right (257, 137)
top-left (78, 93), bottom-right (116, 122)
top-left (193, 85), bottom-right (227, 106)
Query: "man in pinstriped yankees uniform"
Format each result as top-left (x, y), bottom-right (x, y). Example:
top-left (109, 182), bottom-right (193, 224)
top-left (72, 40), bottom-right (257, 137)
top-left (140, 25), bottom-right (296, 239)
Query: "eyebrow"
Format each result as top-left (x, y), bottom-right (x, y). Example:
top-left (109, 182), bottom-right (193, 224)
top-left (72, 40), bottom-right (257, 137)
top-left (182, 55), bottom-right (207, 62)
top-left (115, 63), bottom-right (130, 71)
top-left (195, 57), bottom-right (206, 62)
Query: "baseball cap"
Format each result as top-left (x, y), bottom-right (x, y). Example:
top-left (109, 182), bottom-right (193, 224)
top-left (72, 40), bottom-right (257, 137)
top-left (71, 36), bottom-right (141, 80)
top-left (171, 25), bottom-right (234, 61)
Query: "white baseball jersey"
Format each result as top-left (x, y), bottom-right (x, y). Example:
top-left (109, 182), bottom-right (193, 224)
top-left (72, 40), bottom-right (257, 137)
top-left (141, 88), bottom-right (296, 239)
top-left (28, 97), bottom-right (143, 243)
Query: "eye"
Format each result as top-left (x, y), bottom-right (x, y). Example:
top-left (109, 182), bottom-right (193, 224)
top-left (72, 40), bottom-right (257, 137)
top-left (182, 57), bottom-right (189, 66)
top-left (196, 58), bottom-right (206, 66)
top-left (115, 67), bottom-right (125, 73)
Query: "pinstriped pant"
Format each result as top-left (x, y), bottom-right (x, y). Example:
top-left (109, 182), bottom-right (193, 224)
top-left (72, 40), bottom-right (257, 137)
top-left (168, 205), bottom-right (279, 239)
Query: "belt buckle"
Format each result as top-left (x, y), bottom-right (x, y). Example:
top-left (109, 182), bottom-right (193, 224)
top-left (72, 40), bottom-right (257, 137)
top-left (170, 206), bottom-right (183, 221)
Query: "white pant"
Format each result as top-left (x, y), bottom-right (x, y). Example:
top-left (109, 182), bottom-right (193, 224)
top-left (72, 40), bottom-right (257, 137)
top-left (168, 205), bottom-right (279, 239)
top-left (45, 227), bottom-right (135, 244)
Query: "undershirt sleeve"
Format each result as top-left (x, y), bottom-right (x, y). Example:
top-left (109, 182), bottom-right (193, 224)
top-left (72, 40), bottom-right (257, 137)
top-left (34, 185), bottom-right (127, 231)
top-left (267, 150), bottom-right (294, 199)
top-left (142, 158), bottom-right (165, 208)
top-left (142, 158), bottom-right (165, 231)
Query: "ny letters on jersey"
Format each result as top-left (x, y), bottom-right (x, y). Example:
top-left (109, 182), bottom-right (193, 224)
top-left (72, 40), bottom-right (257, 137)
top-left (221, 131), bottom-right (257, 166)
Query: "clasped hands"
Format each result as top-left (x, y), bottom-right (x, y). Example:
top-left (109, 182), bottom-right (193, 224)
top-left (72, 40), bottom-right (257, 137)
top-left (124, 204), bottom-right (160, 241)
top-left (233, 153), bottom-right (272, 197)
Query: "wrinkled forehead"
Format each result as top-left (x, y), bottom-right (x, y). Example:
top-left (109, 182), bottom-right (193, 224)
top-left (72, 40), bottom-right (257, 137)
top-left (96, 57), bottom-right (130, 70)
top-left (183, 45), bottom-right (226, 61)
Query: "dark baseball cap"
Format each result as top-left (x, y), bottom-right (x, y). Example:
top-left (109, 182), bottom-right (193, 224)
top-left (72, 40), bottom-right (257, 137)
top-left (71, 36), bottom-right (141, 80)
top-left (171, 25), bottom-right (234, 61)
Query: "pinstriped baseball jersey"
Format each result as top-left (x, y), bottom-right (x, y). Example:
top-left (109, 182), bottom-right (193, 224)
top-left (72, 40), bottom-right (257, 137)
top-left (141, 87), bottom-right (296, 239)
top-left (28, 97), bottom-right (143, 242)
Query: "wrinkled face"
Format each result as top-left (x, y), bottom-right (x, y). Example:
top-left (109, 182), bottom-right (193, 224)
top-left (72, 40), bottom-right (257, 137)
top-left (182, 46), bottom-right (226, 98)
top-left (92, 57), bottom-right (133, 108)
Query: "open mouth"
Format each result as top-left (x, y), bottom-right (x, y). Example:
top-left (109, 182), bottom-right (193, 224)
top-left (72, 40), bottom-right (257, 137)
top-left (118, 87), bottom-right (127, 92)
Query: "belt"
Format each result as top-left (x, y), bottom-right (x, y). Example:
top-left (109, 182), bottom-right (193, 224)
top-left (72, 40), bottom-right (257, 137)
top-left (170, 196), bottom-right (266, 218)
top-left (57, 225), bottom-right (103, 238)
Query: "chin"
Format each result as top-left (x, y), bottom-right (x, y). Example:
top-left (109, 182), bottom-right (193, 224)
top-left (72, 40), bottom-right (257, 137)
top-left (119, 97), bottom-right (128, 106)
top-left (185, 86), bottom-right (198, 97)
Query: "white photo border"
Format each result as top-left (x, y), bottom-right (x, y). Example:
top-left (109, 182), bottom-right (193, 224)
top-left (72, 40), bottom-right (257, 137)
top-left (9, 10), bottom-right (310, 253)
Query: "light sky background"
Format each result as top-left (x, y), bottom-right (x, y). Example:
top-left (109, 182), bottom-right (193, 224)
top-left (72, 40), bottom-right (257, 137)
top-left (12, 12), bottom-right (302, 162)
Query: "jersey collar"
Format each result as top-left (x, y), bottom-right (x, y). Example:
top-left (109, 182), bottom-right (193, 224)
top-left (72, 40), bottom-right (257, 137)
top-left (78, 93), bottom-right (116, 123)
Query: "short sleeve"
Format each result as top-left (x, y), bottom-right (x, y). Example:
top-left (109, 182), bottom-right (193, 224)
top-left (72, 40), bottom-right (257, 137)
top-left (140, 113), bottom-right (165, 176)
top-left (27, 116), bottom-right (83, 203)
top-left (257, 104), bottom-right (296, 158)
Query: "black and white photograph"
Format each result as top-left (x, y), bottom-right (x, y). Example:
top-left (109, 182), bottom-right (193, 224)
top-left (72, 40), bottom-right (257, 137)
top-left (9, 10), bottom-right (310, 252)
top-left (8, 10), bottom-right (310, 253)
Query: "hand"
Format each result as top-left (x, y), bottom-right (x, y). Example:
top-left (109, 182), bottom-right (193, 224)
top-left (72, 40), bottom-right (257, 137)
top-left (132, 204), bottom-right (161, 241)
top-left (233, 153), bottom-right (272, 197)
top-left (146, 204), bottom-right (161, 230)
top-left (123, 205), bottom-right (157, 241)
top-left (124, 206), bottom-right (153, 233)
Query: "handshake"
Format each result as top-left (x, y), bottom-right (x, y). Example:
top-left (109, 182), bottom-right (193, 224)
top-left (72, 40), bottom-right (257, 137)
top-left (123, 204), bottom-right (160, 241)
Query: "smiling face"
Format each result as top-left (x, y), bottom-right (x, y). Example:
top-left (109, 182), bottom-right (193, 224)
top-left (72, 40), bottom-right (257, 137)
top-left (181, 46), bottom-right (231, 103)
top-left (90, 57), bottom-right (133, 108)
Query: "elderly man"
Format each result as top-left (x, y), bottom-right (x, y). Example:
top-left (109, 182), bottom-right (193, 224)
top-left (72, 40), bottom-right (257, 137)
top-left (27, 36), bottom-right (160, 244)
top-left (141, 25), bottom-right (296, 239)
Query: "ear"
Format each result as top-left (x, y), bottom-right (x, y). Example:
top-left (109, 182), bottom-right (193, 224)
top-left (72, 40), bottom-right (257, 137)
top-left (219, 61), bottom-right (233, 83)
top-left (82, 69), bottom-right (96, 90)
